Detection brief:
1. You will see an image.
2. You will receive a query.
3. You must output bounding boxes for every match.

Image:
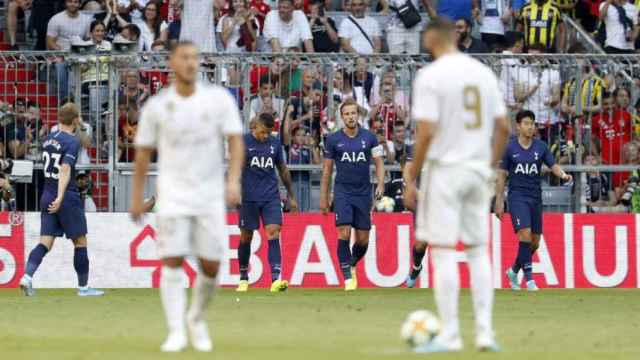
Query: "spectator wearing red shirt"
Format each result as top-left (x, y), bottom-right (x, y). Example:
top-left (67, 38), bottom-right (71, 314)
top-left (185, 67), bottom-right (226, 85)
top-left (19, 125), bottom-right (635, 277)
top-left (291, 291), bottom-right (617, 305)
top-left (249, 0), bottom-right (270, 31)
top-left (249, 58), bottom-right (285, 95)
top-left (591, 90), bottom-right (633, 186)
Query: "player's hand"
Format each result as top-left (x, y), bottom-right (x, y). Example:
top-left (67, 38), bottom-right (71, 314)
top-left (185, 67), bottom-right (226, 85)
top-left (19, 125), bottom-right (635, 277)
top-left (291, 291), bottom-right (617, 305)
top-left (375, 184), bottom-right (384, 201)
top-left (403, 183), bottom-right (417, 212)
top-left (494, 199), bottom-right (505, 219)
top-left (48, 197), bottom-right (63, 214)
top-left (320, 196), bottom-right (329, 215)
top-left (289, 198), bottom-right (299, 213)
top-left (226, 181), bottom-right (242, 207)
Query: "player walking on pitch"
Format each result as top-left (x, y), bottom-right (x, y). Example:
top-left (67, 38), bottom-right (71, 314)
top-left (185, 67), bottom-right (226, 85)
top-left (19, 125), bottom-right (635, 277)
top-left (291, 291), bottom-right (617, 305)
top-left (495, 110), bottom-right (572, 291)
top-left (20, 103), bottom-right (104, 297)
top-left (405, 18), bottom-right (511, 352)
top-left (130, 42), bottom-right (245, 352)
top-left (236, 113), bottom-right (298, 293)
top-left (320, 98), bottom-right (385, 291)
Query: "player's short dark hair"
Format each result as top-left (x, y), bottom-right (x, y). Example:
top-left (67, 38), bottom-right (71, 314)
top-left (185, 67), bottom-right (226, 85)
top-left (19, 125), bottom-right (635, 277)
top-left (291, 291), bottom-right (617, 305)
top-left (169, 40), bottom-right (196, 54)
top-left (340, 98), bottom-right (359, 116)
top-left (515, 110), bottom-right (536, 124)
top-left (257, 112), bottom-right (275, 129)
top-left (59, 102), bottom-right (79, 126)
top-left (424, 17), bottom-right (457, 39)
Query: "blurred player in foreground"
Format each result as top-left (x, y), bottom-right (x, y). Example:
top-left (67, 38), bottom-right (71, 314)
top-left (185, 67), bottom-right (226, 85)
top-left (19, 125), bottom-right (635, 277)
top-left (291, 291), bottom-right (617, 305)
top-left (20, 103), bottom-right (104, 297)
top-left (236, 112), bottom-right (298, 293)
top-left (320, 98), bottom-right (385, 291)
top-left (495, 110), bottom-right (572, 291)
top-left (406, 18), bottom-right (511, 353)
top-left (130, 42), bottom-right (244, 352)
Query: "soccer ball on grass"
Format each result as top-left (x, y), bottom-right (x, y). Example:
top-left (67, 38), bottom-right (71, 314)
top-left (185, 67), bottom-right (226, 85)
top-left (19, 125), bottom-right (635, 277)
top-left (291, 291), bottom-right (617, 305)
top-left (400, 310), bottom-right (441, 348)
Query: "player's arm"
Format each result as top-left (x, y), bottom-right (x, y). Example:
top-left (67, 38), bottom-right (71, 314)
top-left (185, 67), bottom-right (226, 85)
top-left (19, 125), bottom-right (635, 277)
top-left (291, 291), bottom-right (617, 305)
top-left (402, 160), bottom-right (416, 211)
top-left (494, 169), bottom-right (508, 219)
top-left (131, 147), bottom-right (153, 221)
top-left (545, 144), bottom-right (572, 183)
top-left (319, 158), bottom-right (333, 214)
top-left (408, 121), bottom-right (436, 184)
top-left (372, 147), bottom-right (385, 199)
top-left (277, 162), bottom-right (298, 212)
top-left (226, 134), bottom-right (245, 207)
top-left (46, 162), bottom-right (71, 214)
top-left (491, 115), bottom-right (511, 168)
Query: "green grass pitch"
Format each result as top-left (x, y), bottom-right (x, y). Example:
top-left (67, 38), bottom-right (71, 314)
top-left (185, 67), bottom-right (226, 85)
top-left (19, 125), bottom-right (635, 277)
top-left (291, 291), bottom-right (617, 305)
top-left (0, 288), bottom-right (638, 359)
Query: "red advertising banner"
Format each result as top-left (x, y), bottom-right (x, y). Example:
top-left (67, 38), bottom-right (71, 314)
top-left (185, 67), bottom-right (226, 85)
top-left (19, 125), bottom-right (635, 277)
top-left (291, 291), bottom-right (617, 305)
top-left (0, 213), bottom-right (638, 288)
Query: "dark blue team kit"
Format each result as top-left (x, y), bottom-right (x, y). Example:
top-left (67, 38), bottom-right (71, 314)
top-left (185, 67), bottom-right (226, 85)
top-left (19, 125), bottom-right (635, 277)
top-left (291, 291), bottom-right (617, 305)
top-left (40, 130), bottom-right (87, 239)
top-left (501, 137), bottom-right (555, 234)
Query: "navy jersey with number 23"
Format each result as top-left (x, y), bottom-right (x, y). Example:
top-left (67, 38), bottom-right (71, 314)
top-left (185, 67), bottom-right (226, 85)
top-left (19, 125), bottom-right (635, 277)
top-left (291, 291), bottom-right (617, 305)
top-left (42, 131), bottom-right (80, 194)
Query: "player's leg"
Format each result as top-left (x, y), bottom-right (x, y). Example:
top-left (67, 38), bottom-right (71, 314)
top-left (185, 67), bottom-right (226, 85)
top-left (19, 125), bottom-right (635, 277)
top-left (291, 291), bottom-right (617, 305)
top-left (20, 235), bottom-right (55, 296)
top-left (237, 202), bottom-right (259, 292)
top-left (156, 216), bottom-right (191, 352)
top-left (334, 194), bottom-right (355, 288)
top-left (526, 201), bottom-right (544, 291)
top-left (505, 199), bottom-right (532, 290)
top-left (406, 240), bottom-right (427, 288)
top-left (414, 169), bottom-right (463, 352)
top-left (262, 198), bottom-right (287, 292)
top-left (351, 195), bottom-right (372, 268)
top-left (460, 180), bottom-right (499, 352)
top-left (71, 236), bottom-right (104, 296)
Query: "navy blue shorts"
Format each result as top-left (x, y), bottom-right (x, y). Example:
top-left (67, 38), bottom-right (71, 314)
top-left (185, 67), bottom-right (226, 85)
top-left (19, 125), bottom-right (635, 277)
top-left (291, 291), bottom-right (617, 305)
top-left (40, 191), bottom-right (87, 240)
top-left (508, 198), bottom-right (543, 234)
top-left (334, 193), bottom-right (372, 230)
top-left (239, 198), bottom-right (282, 231)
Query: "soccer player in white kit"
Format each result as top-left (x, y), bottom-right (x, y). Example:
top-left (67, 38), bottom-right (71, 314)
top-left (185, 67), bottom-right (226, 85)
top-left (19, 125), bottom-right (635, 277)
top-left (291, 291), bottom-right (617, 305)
top-left (404, 18), bottom-right (511, 353)
top-left (130, 42), bottom-right (245, 352)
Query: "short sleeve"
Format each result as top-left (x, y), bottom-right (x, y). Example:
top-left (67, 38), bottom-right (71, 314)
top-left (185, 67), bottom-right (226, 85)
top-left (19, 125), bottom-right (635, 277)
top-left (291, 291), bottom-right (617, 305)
top-left (338, 19), bottom-right (350, 38)
top-left (370, 19), bottom-right (381, 37)
top-left (47, 15), bottom-right (59, 38)
top-left (219, 90), bottom-right (243, 135)
top-left (323, 135), bottom-right (335, 160)
top-left (411, 70), bottom-right (440, 123)
top-left (263, 11), bottom-right (278, 40)
top-left (135, 99), bottom-right (159, 148)
top-left (499, 146), bottom-right (510, 171)
top-left (62, 139), bottom-right (81, 167)
top-left (543, 143), bottom-right (556, 168)
top-left (296, 11), bottom-right (313, 40)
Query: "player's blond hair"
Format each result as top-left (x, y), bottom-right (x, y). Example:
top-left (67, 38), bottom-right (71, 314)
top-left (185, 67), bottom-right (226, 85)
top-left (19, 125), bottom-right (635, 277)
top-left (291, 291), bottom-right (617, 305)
top-left (339, 98), bottom-right (359, 116)
top-left (58, 103), bottom-right (79, 126)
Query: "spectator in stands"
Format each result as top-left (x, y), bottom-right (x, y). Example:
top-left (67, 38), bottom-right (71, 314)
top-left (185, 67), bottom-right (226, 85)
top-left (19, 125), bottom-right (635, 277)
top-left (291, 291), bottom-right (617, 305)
top-left (82, 20), bottom-right (112, 126)
top-left (120, 70), bottom-right (150, 106)
top-left (249, 76), bottom-right (286, 127)
top-left (369, 82), bottom-right (408, 140)
top-left (264, 0), bottom-right (315, 52)
top-left (332, 68), bottom-right (369, 117)
top-left (102, 0), bottom-right (132, 41)
top-left (308, 0), bottom-right (339, 52)
top-left (118, 0), bottom-right (149, 22)
top-left (552, 0), bottom-right (578, 52)
top-left (616, 86), bottom-right (632, 111)
top-left (118, 103), bottom-right (138, 162)
top-left (218, 0), bottom-right (259, 52)
top-left (475, 0), bottom-right (511, 51)
top-left (521, 0), bottom-right (561, 52)
top-left (283, 80), bottom-right (326, 143)
top-left (83, 0), bottom-right (106, 11)
top-left (514, 44), bottom-right (562, 144)
top-left (76, 171), bottom-right (98, 212)
top-left (352, 57), bottom-right (375, 104)
top-left (291, 67), bottom-right (321, 100)
top-left (250, 58), bottom-right (285, 95)
top-left (180, 0), bottom-right (216, 52)
top-left (5, 99), bottom-right (45, 160)
top-left (166, 0), bottom-right (181, 48)
top-left (6, 0), bottom-right (32, 50)
top-left (600, 0), bottom-right (638, 54)
top-left (134, 0), bottom-right (168, 51)
top-left (32, 0), bottom-right (63, 50)
top-left (390, 121), bottom-right (409, 163)
top-left (113, 23), bottom-right (141, 43)
top-left (499, 32), bottom-right (525, 113)
top-left (456, 18), bottom-right (490, 53)
top-left (561, 46), bottom-right (609, 118)
top-left (583, 154), bottom-right (617, 212)
top-left (339, 0), bottom-right (381, 54)
top-left (249, 0), bottom-right (271, 34)
top-left (591, 91), bottom-right (633, 171)
top-left (284, 126), bottom-right (320, 211)
top-left (432, 0), bottom-right (477, 20)
top-left (374, 124), bottom-right (395, 163)
top-left (371, 70), bottom-right (409, 112)
top-left (47, 0), bottom-right (92, 102)
top-left (385, 0), bottom-right (426, 54)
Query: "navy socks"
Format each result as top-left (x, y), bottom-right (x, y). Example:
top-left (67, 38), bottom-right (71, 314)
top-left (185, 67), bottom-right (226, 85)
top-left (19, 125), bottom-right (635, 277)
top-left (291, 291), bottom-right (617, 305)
top-left (73, 247), bottom-right (89, 287)
top-left (238, 241), bottom-right (251, 281)
top-left (25, 243), bottom-right (49, 277)
top-left (337, 239), bottom-right (352, 280)
top-left (267, 239), bottom-right (282, 282)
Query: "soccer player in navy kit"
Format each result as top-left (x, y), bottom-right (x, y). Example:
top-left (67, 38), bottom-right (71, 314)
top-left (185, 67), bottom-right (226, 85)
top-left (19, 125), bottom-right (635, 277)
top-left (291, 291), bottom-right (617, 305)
top-left (236, 113), bottom-right (298, 293)
top-left (320, 99), bottom-right (385, 291)
top-left (19, 103), bottom-right (103, 297)
top-left (495, 110), bottom-right (572, 291)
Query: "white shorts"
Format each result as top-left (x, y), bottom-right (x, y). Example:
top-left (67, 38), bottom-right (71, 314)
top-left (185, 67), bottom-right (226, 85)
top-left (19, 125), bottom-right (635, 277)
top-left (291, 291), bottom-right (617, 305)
top-left (156, 212), bottom-right (226, 261)
top-left (416, 163), bottom-right (491, 247)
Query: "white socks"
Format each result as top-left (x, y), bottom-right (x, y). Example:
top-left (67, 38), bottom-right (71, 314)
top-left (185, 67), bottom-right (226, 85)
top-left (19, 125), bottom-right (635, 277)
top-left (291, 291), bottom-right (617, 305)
top-left (188, 272), bottom-right (217, 323)
top-left (161, 266), bottom-right (187, 335)
top-left (431, 248), bottom-right (461, 345)
top-left (466, 245), bottom-right (494, 342)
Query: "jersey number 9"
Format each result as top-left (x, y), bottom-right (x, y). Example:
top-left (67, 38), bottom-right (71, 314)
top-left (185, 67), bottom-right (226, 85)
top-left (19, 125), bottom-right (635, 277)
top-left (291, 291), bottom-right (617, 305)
top-left (463, 86), bottom-right (482, 130)
top-left (43, 152), bottom-right (62, 179)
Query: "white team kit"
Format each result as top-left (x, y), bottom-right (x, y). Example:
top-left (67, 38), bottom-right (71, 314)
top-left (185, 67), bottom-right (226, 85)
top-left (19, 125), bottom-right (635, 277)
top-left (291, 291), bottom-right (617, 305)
top-left (412, 52), bottom-right (507, 247)
top-left (135, 83), bottom-right (243, 260)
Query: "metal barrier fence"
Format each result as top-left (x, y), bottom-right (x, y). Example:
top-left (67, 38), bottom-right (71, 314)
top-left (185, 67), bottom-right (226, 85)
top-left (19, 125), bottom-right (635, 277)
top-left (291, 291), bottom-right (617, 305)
top-left (1, 51), bottom-right (640, 213)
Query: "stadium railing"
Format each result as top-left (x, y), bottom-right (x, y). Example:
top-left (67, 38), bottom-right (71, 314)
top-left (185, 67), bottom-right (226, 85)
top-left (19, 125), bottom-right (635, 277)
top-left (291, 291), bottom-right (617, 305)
top-left (1, 51), bottom-right (640, 213)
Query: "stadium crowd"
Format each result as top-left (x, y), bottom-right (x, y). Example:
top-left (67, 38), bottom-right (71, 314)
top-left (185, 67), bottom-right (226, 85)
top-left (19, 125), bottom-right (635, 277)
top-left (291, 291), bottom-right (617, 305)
top-left (2, 0), bottom-right (640, 213)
